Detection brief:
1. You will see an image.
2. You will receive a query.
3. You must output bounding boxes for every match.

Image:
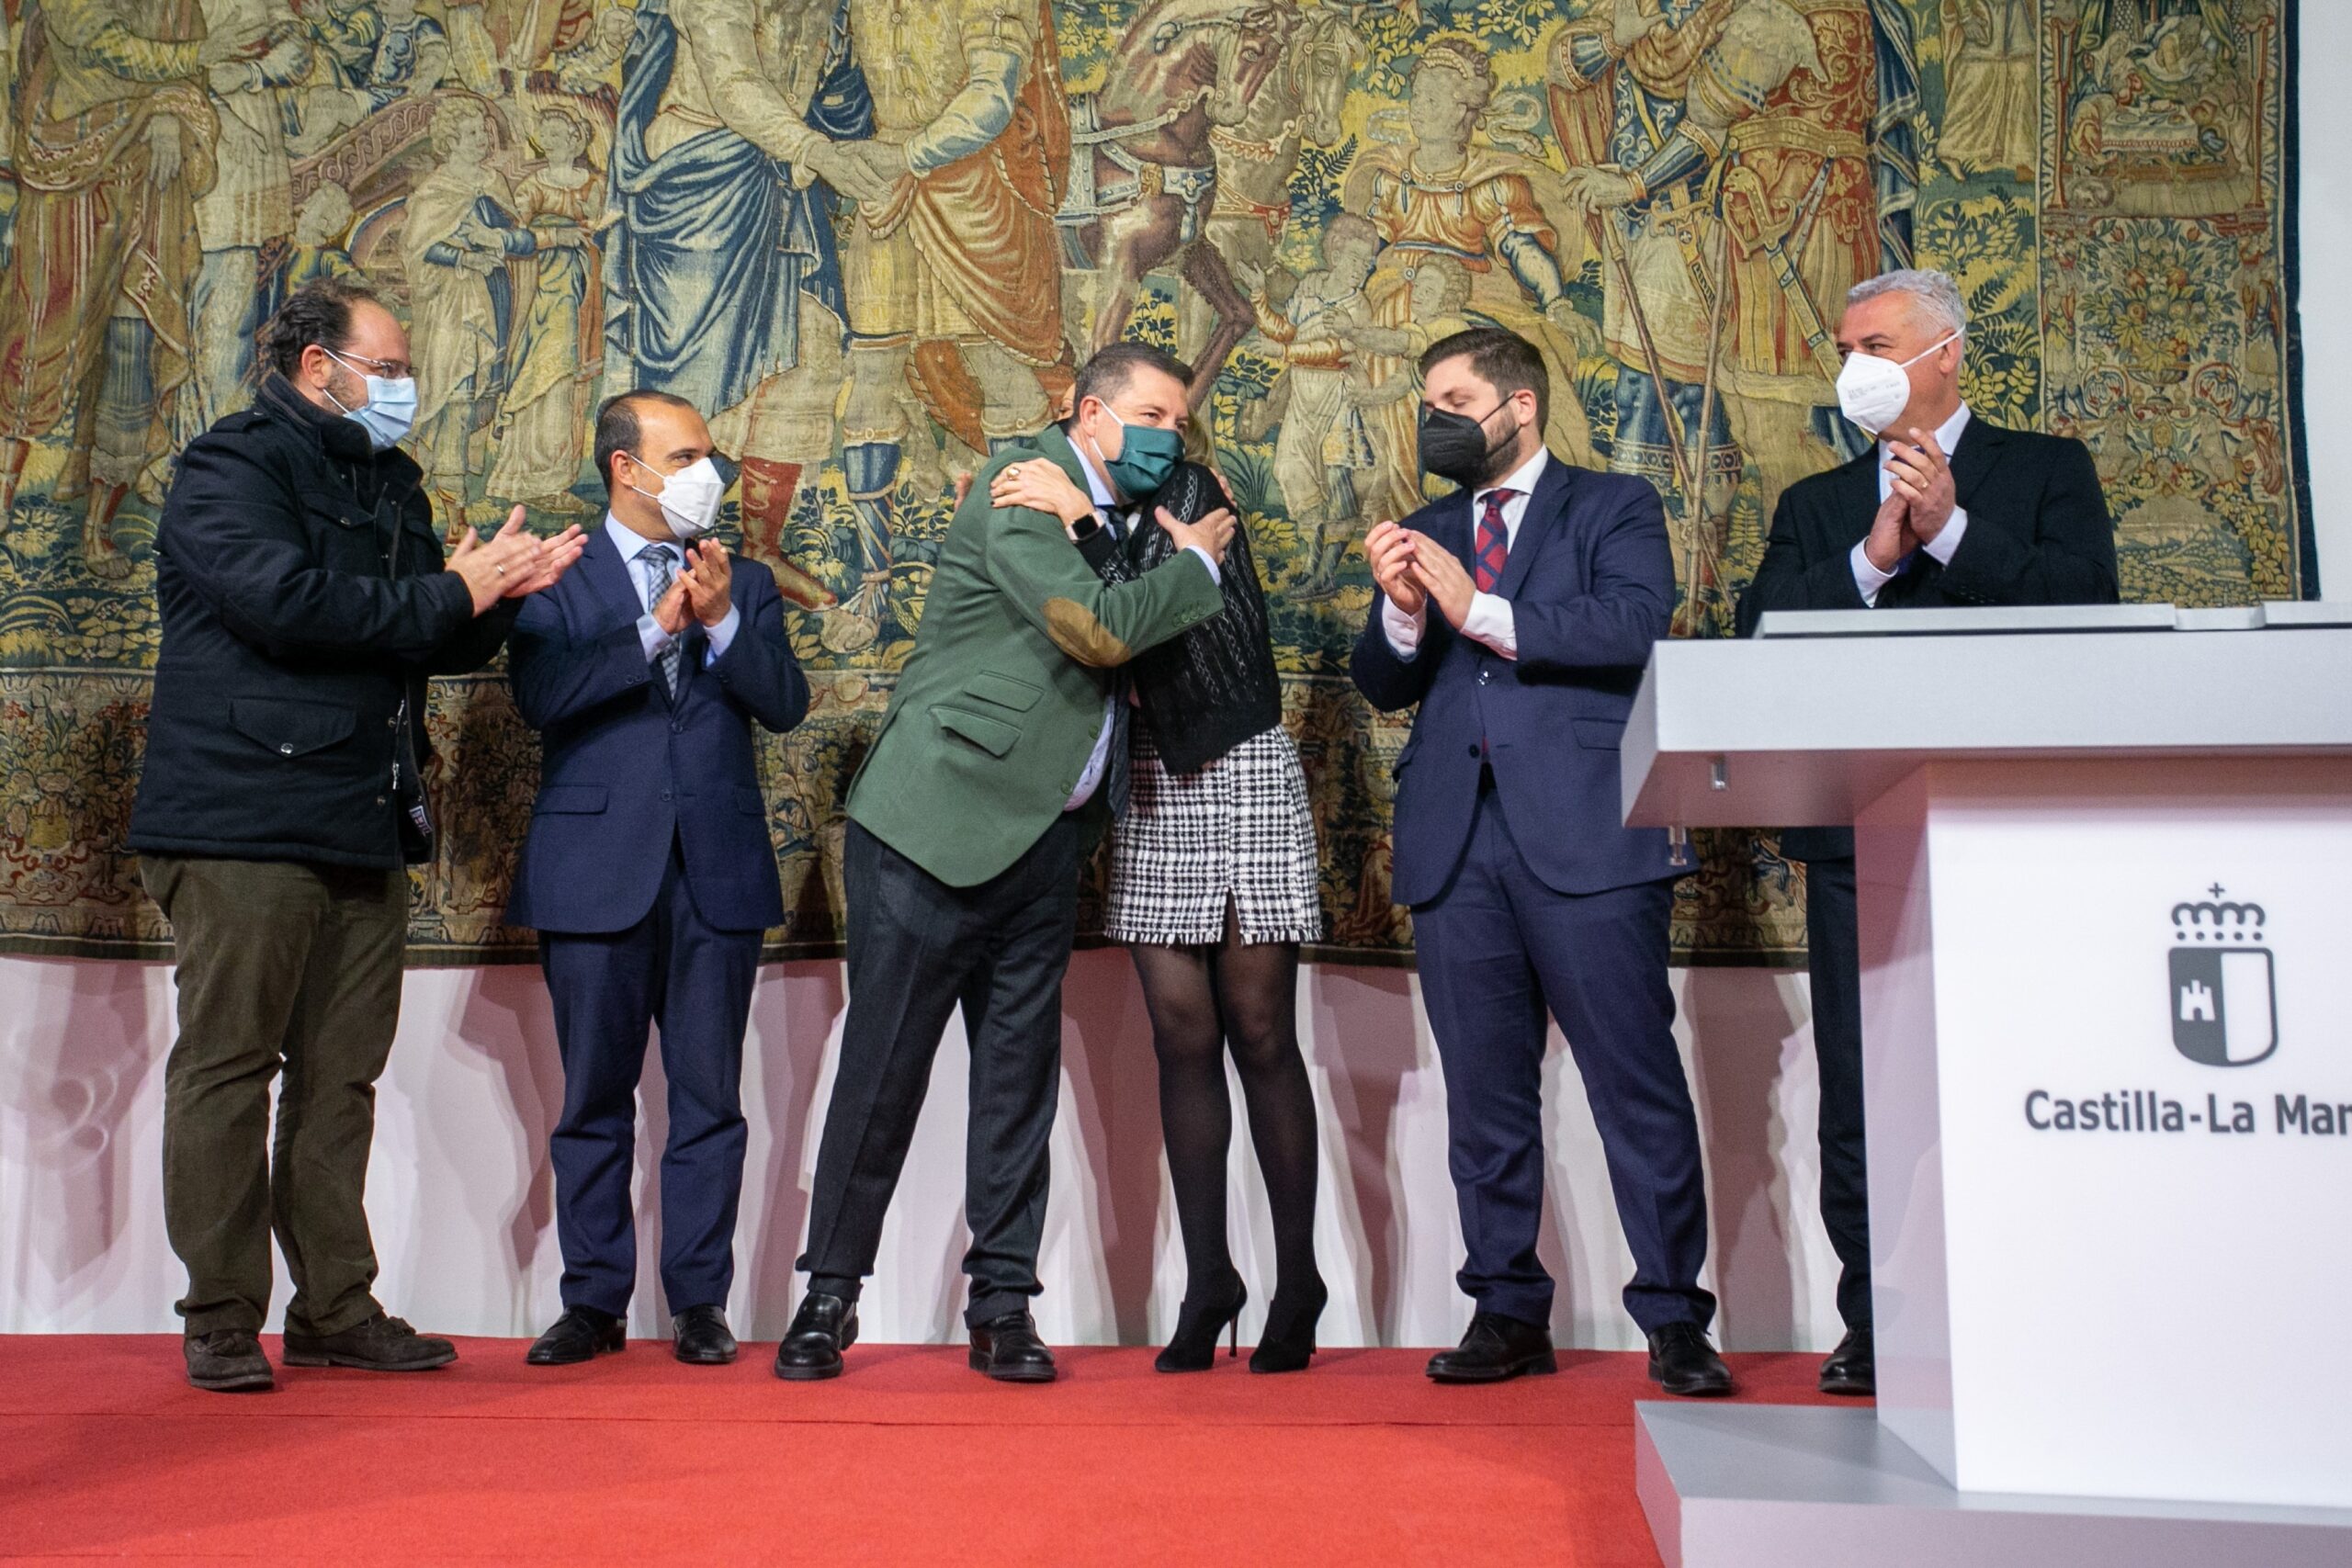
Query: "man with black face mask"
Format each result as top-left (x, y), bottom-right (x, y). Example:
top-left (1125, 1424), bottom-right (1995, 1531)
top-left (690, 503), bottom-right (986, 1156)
top-left (1351, 327), bottom-right (1730, 1395)
top-left (778, 344), bottom-right (1235, 1383)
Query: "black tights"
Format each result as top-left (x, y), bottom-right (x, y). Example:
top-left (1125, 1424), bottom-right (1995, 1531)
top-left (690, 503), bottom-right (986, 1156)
top-left (1128, 905), bottom-right (1322, 1306)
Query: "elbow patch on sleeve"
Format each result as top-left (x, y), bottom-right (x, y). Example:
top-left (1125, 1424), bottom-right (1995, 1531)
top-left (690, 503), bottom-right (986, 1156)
top-left (1043, 598), bottom-right (1131, 666)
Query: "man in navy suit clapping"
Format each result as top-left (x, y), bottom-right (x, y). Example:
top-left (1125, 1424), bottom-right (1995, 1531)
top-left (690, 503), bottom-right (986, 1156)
top-left (1351, 330), bottom-right (1728, 1395)
top-left (506, 390), bottom-right (809, 1367)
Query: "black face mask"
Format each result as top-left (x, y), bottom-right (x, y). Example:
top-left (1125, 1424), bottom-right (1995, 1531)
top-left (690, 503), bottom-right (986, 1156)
top-left (1418, 400), bottom-right (1511, 490)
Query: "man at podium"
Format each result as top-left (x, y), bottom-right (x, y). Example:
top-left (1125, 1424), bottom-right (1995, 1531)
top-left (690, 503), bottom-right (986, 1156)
top-left (1736, 267), bottom-right (2119, 1396)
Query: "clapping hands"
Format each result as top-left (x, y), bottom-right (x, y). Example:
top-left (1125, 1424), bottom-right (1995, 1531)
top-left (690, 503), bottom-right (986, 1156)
top-left (449, 506), bottom-right (588, 613)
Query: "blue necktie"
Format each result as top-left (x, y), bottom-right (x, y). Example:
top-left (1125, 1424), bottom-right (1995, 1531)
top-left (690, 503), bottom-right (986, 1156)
top-left (639, 544), bottom-right (681, 696)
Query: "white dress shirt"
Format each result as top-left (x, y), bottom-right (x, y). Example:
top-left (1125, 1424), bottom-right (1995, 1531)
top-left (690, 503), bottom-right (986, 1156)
top-left (1381, 446), bottom-right (1549, 660)
top-left (1849, 402), bottom-right (1973, 606)
top-left (604, 514), bottom-right (739, 668)
top-left (1060, 444), bottom-right (1221, 812)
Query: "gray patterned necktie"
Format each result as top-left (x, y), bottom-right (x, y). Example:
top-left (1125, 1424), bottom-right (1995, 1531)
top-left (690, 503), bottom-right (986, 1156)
top-left (639, 543), bottom-right (681, 696)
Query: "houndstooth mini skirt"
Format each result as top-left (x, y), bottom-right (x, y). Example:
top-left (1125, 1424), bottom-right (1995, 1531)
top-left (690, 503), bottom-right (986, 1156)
top-left (1103, 723), bottom-right (1324, 946)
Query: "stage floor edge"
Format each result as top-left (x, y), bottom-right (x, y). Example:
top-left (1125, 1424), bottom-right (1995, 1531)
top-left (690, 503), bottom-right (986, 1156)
top-left (1634, 1404), bottom-right (2352, 1568)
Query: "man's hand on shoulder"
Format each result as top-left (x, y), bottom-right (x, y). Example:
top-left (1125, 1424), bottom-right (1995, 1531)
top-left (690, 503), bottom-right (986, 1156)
top-left (1156, 502), bottom-right (1234, 566)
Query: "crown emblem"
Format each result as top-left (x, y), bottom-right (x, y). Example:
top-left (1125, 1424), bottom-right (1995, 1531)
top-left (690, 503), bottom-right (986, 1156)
top-left (2167, 884), bottom-right (2278, 1067)
top-left (2171, 885), bottom-right (2265, 943)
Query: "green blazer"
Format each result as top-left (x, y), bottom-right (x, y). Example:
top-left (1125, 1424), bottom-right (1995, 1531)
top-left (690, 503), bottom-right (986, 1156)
top-left (845, 423), bottom-right (1226, 887)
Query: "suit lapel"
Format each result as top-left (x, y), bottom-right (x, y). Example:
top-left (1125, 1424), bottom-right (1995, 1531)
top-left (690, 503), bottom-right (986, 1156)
top-left (1492, 452), bottom-right (1574, 601)
top-left (1947, 416), bottom-right (2004, 513)
top-left (583, 525), bottom-right (677, 707)
top-left (1839, 447), bottom-right (1881, 548)
top-left (582, 525), bottom-right (646, 630)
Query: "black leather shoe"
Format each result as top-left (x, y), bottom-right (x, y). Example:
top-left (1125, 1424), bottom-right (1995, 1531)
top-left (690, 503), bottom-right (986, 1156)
top-left (1647, 1321), bottom-right (1735, 1397)
top-left (282, 1313), bottom-right (458, 1372)
top-left (1426, 1312), bottom-right (1557, 1383)
top-left (1818, 1325), bottom-right (1874, 1396)
top-left (968, 1310), bottom-right (1057, 1383)
top-left (672, 1304), bottom-right (737, 1365)
top-left (184, 1329), bottom-right (274, 1393)
top-left (526, 1307), bottom-right (624, 1366)
top-left (773, 1292), bottom-right (857, 1382)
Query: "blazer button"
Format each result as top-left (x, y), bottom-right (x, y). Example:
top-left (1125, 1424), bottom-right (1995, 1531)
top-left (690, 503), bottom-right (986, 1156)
top-left (279, 743), bottom-right (295, 755)
top-left (1465, 744), bottom-right (1479, 758)
top-left (387, 716), bottom-right (398, 729)
top-left (661, 789), bottom-right (673, 802)
top-left (375, 795), bottom-right (387, 807)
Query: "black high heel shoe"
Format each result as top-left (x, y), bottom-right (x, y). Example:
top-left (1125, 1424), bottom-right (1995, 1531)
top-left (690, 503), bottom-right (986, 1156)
top-left (1249, 1279), bottom-right (1328, 1374)
top-left (1155, 1272), bottom-right (1248, 1373)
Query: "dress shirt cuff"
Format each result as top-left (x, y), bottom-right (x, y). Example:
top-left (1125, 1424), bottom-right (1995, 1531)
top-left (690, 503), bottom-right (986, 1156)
top-left (700, 604), bottom-right (741, 664)
top-left (1461, 592), bottom-right (1517, 659)
top-left (1921, 506), bottom-right (1969, 566)
top-left (1183, 543), bottom-right (1221, 587)
top-left (1380, 595), bottom-right (1425, 658)
top-left (1849, 538), bottom-right (1901, 608)
top-left (637, 611), bottom-right (675, 663)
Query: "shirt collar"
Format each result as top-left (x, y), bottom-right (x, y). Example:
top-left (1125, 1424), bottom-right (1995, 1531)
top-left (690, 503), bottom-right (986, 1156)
top-left (1475, 446), bottom-right (1548, 506)
top-left (1067, 425), bottom-right (1118, 510)
top-left (1880, 401), bottom-right (1972, 457)
top-left (604, 512), bottom-right (675, 561)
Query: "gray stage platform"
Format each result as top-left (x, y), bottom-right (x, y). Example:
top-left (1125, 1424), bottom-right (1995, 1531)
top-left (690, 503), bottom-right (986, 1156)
top-left (1635, 1404), bottom-right (2352, 1568)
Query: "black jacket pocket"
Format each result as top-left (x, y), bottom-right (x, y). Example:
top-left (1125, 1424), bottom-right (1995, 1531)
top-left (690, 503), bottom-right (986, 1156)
top-left (228, 696), bottom-right (356, 758)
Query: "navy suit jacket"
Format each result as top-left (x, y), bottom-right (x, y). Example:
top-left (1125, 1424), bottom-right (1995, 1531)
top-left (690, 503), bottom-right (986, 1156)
top-left (504, 525), bottom-right (809, 934)
top-left (1351, 454), bottom-right (1680, 907)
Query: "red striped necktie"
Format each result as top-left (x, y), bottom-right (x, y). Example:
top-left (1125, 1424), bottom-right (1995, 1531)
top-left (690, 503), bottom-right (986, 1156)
top-left (1474, 489), bottom-right (1517, 592)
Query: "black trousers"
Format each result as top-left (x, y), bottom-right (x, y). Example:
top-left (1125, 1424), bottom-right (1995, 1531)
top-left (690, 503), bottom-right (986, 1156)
top-left (1804, 854), bottom-right (1871, 1332)
top-left (797, 814), bottom-right (1083, 1327)
top-left (1410, 788), bottom-right (1715, 1336)
top-left (540, 845), bottom-right (761, 1319)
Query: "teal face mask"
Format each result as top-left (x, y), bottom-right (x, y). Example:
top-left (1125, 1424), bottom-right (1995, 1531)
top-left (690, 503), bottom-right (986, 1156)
top-left (1097, 402), bottom-right (1183, 501)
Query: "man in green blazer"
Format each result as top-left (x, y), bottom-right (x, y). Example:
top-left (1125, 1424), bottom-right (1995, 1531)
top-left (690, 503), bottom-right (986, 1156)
top-left (781, 344), bottom-right (1234, 1382)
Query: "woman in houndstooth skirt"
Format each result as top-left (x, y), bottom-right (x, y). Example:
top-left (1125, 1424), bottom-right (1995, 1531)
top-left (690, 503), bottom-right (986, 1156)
top-left (989, 412), bottom-right (1326, 1377)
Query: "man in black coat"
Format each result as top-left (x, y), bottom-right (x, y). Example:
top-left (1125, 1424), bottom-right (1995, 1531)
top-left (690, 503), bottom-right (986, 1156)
top-left (1736, 268), bottom-right (2118, 1396)
top-left (129, 279), bottom-right (584, 1393)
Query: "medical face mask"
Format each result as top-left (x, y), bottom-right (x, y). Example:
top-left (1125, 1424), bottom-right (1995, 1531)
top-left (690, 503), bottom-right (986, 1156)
top-left (628, 455), bottom-right (726, 539)
top-left (1834, 333), bottom-right (1958, 434)
top-left (323, 348), bottom-right (418, 451)
top-left (1093, 402), bottom-right (1183, 501)
top-left (1418, 400), bottom-right (1510, 490)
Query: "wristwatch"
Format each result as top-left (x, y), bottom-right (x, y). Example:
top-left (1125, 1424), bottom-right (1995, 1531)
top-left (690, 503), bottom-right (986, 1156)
top-left (1069, 509), bottom-right (1106, 542)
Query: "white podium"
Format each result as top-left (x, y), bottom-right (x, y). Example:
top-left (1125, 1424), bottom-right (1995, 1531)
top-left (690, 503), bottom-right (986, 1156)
top-left (1620, 604), bottom-right (2352, 1567)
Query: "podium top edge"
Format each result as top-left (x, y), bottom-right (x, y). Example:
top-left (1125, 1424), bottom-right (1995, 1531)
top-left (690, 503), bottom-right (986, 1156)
top-left (1752, 604), bottom-right (2352, 638)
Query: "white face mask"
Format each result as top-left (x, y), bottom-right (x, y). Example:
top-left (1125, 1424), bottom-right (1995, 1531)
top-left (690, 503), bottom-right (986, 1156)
top-left (323, 348), bottom-right (418, 451)
top-left (628, 455), bottom-right (725, 539)
top-left (1834, 332), bottom-right (1958, 434)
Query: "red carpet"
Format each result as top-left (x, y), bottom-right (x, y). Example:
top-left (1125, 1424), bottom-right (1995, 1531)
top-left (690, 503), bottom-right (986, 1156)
top-left (0, 1337), bottom-right (1842, 1564)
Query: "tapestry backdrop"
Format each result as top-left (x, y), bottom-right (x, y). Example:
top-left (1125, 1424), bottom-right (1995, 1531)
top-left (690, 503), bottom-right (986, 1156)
top-left (0, 0), bottom-right (2312, 964)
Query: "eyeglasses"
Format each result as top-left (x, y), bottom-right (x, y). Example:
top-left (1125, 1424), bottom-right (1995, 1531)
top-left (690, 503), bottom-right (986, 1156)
top-left (329, 347), bottom-right (414, 380)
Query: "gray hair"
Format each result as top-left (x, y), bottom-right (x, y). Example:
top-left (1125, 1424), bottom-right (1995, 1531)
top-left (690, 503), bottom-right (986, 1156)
top-left (1847, 268), bottom-right (1968, 341)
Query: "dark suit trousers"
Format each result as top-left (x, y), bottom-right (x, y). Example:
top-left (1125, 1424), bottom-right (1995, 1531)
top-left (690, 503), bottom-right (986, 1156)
top-left (1412, 787), bottom-right (1715, 1335)
top-left (1803, 853), bottom-right (1871, 1332)
top-left (798, 815), bottom-right (1082, 1327)
top-left (540, 841), bottom-right (760, 1318)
